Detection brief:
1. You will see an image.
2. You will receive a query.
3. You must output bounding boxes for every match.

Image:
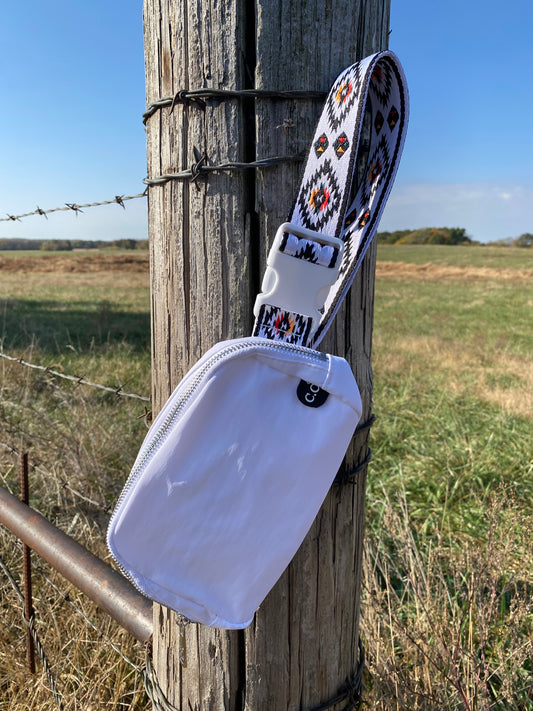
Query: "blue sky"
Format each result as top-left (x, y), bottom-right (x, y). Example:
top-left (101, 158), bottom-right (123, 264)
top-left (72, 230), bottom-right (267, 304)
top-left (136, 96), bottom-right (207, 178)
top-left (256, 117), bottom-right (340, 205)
top-left (1, 1), bottom-right (531, 243)
top-left (383, 0), bottom-right (533, 242)
top-left (0, 1), bottom-right (147, 241)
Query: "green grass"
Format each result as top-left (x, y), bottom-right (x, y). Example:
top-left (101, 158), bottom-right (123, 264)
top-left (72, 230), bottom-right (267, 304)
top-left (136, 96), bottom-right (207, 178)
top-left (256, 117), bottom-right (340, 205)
top-left (0, 246), bottom-right (531, 710)
top-left (363, 246), bottom-right (533, 709)
top-left (0, 267), bottom-right (151, 709)
top-left (377, 243), bottom-right (533, 269)
top-left (0, 272), bottom-right (151, 393)
top-left (374, 278), bottom-right (531, 356)
top-left (369, 244), bottom-right (533, 543)
top-left (0, 250), bottom-right (52, 258)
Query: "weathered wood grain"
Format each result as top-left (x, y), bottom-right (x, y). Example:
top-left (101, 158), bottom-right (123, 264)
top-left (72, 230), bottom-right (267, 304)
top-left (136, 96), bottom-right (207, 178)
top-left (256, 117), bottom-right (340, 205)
top-left (145, 2), bottom-right (248, 708)
top-left (144, 0), bottom-right (390, 708)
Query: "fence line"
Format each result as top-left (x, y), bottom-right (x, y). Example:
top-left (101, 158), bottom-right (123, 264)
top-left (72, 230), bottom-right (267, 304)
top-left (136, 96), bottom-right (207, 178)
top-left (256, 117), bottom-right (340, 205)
top-left (0, 351), bottom-right (151, 402)
top-left (0, 448), bottom-right (146, 708)
top-left (0, 549), bottom-right (64, 710)
top-left (1, 534), bottom-right (143, 708)
top-left (28, 548), bottom-right (142, 672)
top-left (1, 191), bottom-right (147, 224)
top-left (0, 441), bottom-right (148, 673)
top-left (1, 528), bottom-right (145, 708)
top-left (1, 529), bottom-right (146, 711)
top-left (0, 186), bottom-right (152, 708)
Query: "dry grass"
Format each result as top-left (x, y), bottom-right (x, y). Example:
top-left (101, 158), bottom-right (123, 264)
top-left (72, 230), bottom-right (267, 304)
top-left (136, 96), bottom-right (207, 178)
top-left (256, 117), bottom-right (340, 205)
top-left (0, 351), bottom-right (151, 709)
top-left (0, 270), bottom-right (149, 294)
top-left (0, 253), bottom-right (149, 274)
top-left (361, 489), bottom-right (533, 710)
top-left (376, 261), bottom-right (533, 282)
top-left (0, 532), bottom-right (148, 710)
top-left (1, 246), bottom-right (531, 709)
top-left (0, 275), bottom-right (151, 709)
top-left (366, 245), bottom-right (533, 707)
top-left (374, 335), bottom-right (533, 418)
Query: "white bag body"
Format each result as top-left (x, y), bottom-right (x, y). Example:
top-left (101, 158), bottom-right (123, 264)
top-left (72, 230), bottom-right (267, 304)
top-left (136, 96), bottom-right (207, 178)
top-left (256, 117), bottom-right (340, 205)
top-left (107, 337), bottom-right (362, 628)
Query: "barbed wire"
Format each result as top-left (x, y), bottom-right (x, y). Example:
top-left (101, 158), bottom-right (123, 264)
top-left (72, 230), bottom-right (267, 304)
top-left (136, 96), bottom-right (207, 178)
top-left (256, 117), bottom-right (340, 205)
top-left (0, 153), bottom-right (298, 221)
top-left (1, 86), bottom-right (324, 222)
top-left (3, 535), bottom-right (143, 706)
top-left (0, 451), bottom-right (142, 706)
top-left (2, 536), bottom-right (140, 708)
top-left (25, 614), bottom-right (65, 710)
top-left (0, 351), bottom-right (151, 402)
top-left (0, 191), bottom-right (147, 224)
top-left (142, 87), bottom-right (328, 123)
top-left (143, 646), bottom-right (180, 711)
top-left (1, 127), bottom-right (365, 707)
top-left (0, 450), bottom-right (142, 701)
top-left (1, 149), bottom-right (302, 222)
top-left (144, 152), bottom-right (304, 187)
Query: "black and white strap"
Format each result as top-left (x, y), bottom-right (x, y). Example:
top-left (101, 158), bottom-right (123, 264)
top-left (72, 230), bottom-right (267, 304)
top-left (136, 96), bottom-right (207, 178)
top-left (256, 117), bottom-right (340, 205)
top-left (253, 50), bottom-right (409, 347)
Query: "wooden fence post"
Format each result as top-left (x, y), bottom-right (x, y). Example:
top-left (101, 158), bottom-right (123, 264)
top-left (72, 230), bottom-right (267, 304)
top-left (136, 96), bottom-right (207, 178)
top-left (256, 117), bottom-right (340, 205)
top-left (143, 1), bottom-right (390, 708)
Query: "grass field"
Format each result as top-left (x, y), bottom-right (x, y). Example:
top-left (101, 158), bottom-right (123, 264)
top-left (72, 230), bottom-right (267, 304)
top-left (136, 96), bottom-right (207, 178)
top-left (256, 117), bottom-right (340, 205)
top-left (377, 243), bottom-right (533, 269)
top-left (366, 245), bottom-right (532, 709)
top-left (0, 245), bottom-right (531, 709)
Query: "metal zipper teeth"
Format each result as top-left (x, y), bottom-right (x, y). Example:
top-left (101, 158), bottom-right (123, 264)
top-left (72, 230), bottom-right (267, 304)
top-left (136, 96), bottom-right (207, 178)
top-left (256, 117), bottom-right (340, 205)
top-left (108, 340), bottom-right (326, 542)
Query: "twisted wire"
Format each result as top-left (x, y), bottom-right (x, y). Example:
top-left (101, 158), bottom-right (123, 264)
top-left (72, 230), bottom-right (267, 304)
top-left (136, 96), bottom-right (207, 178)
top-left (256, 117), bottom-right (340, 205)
top-left (0, 551), bottom-right (64, 710)
top-left (144, 153), bottom-right (304, 187)
top-left (1, 191), bottom-right (146, 224)
top-left (143, 87), bottom-right (327, 123)
top-left (142, 638), bottom-right (364, 711)
top-left (0, 351), bottom-right (150, 402)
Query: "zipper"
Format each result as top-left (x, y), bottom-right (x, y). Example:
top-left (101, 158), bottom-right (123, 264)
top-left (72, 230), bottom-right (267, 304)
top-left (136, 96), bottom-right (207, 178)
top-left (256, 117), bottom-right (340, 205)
top-left (107, 338), bottom-right (327, 581)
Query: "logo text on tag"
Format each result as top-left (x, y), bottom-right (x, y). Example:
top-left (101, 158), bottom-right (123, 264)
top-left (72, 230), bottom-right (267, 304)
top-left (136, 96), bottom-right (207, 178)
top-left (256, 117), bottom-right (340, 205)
top-left (296, 380), bottom-right (329, 408)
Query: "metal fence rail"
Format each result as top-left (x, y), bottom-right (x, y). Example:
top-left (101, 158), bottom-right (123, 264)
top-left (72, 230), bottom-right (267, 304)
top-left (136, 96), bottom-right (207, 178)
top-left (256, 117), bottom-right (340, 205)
top-left (0, 485), bottom-right (152, 643)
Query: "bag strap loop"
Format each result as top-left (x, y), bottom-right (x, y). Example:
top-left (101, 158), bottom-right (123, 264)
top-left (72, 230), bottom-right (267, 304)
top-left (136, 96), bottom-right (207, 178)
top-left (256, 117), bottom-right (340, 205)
top-left (253, 50), bottom-right (409, 347)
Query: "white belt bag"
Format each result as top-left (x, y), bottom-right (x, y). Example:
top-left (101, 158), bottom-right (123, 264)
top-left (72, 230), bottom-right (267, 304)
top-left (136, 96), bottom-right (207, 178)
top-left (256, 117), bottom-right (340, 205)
top-left (107, 50), bottom-right (408, 629)
top-left (108, 338), bottom-right (362, 628)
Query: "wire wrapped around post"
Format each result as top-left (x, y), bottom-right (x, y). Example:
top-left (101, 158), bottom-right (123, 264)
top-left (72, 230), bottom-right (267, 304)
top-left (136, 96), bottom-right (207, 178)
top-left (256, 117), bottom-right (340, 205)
top-left (142, 87), bottom-right (328, 124)
top-left (143, 639), bottom-right (365, 711)
top-left (143, 153), bottom-right (305, 187)
top-left (334, 414), bottom-right (375, 486)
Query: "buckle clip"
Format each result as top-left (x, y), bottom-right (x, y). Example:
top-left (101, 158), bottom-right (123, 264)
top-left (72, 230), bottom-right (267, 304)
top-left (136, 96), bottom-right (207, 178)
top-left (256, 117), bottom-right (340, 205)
top-left (253, 222), bottom-right (344, 334)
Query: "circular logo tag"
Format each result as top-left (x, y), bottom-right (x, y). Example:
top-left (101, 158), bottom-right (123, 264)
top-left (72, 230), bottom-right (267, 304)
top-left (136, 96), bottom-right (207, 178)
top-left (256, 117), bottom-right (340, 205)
top-left (296, 380), bottom-right (330, 408)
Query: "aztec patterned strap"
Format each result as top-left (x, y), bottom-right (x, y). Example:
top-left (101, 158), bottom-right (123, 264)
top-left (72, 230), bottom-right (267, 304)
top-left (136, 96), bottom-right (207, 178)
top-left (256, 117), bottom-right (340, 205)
top-left (253, 51), bottom-right (409, 347)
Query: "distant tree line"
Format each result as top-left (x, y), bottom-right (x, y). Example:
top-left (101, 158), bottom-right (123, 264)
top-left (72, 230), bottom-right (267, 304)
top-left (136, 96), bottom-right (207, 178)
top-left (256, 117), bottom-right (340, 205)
top-left (0, 238), bottom-right (149, 251)
top-left (490, 233), bottom-right (533, 248)
top-left (2, 232), bottom-right (531, 251)
top-left (377, 228), bottom-right (533, 247)
top-left (377, 227), bottom-right (472, 245)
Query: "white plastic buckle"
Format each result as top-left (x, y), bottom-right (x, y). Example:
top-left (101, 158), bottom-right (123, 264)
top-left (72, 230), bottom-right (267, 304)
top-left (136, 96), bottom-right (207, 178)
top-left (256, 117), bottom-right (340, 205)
top-left (253, 222), bottom-right (344, 333)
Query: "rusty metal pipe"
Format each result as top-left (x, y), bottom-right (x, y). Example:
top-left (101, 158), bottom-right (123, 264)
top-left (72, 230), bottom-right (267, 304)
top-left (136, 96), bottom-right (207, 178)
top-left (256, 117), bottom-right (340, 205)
top-left (0, 486), bottom-right (152, 642)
